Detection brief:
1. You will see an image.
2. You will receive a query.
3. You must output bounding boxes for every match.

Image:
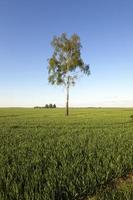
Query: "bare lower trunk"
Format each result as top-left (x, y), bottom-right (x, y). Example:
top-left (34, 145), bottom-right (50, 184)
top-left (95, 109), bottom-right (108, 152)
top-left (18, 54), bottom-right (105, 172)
top-left (65, 77), bottom-right (69, 116)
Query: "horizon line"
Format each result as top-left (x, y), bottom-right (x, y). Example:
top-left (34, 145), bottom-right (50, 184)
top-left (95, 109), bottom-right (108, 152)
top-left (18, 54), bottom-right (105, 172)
top-left (0, 106), bottom-right (133, 109)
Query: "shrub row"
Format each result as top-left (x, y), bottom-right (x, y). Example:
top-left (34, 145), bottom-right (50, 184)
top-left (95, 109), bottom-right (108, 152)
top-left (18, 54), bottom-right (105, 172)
top-left (34, 104), bottom-right (56, 109)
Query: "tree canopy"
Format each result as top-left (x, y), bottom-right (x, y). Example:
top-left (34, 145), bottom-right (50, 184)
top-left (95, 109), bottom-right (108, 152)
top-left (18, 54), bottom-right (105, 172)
top-left (48, 33), bottom-right (90, 87)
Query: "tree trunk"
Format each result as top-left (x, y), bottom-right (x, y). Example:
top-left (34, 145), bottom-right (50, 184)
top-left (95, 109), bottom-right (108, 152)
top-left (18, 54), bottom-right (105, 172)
top-left (65, 77), bottom-right (69, 116)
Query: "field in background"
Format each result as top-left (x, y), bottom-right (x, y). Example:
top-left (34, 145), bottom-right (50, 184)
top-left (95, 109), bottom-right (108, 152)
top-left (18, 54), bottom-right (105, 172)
top-left (0, 108), bottom-right (133, 199)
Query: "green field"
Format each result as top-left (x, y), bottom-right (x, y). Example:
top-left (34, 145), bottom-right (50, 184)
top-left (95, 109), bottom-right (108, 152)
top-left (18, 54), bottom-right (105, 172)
top-left (0, 108), bottom-right (133, 200)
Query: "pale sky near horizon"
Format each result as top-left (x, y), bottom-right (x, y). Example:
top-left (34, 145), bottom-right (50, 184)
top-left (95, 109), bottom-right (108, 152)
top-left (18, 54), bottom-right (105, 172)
top-left (0, 0), bottom-right (133, 107)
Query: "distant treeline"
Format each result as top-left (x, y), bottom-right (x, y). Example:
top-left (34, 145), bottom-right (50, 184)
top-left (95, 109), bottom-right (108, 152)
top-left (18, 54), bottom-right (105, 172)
top-left (34, 104), bottom-right (56, 109)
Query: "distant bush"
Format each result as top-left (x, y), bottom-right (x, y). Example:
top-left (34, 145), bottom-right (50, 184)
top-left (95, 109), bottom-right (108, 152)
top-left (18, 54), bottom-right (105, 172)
top-left (45, 104), bottom-right (49, 108)
top-left (53, 104), bottom-right (56, 108)
top-left (47, 104), bottom-right (56, 108)
top-left (34, 104), bottom-right (56, 109)
top-left (49, 104), bottom-right (53, 108)
top-left (34, 106), bottom-right (40, 109)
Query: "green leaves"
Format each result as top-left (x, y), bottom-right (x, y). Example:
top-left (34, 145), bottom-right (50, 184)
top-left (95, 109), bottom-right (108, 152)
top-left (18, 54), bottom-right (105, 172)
top-left (48, 33), bottom-right (90, 86)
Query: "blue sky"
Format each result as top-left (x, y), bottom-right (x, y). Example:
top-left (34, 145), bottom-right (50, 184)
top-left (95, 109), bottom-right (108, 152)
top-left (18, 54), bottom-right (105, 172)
top-left (0, 0), bottom-right (133, 107)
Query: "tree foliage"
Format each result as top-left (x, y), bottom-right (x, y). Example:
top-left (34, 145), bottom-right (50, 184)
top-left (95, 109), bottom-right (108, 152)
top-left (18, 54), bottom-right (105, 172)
top-left (48, 33), bottom-right (90, 87)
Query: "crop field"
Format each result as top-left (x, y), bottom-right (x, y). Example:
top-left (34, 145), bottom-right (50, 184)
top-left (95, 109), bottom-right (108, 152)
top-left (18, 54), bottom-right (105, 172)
top-left (0, 108), bottom-right (133, 200)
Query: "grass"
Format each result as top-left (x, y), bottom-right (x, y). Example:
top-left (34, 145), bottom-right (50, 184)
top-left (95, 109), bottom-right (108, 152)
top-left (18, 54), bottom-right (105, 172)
top-left (0, 108), bottom-right (133, 199)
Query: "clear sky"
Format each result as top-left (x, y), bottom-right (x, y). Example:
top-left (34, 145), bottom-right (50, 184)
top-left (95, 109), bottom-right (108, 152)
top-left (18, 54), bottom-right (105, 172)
top-left (0, 0), bottom-right (133, 107)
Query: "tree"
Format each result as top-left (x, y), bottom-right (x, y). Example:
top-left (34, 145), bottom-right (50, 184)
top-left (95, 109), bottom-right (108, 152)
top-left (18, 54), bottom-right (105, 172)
top-left (49, 104), bottom-right (53, 108)
top-left (48, 33), bottom-right (90, 116)
top-left (45, 104), bottom-right (49, 108)
top-left (53, 104), bottom-right (56, 108)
